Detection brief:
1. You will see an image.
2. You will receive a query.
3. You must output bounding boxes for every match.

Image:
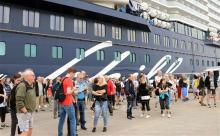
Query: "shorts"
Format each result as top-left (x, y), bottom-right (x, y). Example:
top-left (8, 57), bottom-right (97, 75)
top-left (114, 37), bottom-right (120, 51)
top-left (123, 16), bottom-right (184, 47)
top-left (199, 88), bottom-right (206, 96)
top-left (207, 89), bottom-right (216, 95)
top-left (156, 96), bottom-right (159, 103)
top-left (17, 113), bottom-right (34, 132)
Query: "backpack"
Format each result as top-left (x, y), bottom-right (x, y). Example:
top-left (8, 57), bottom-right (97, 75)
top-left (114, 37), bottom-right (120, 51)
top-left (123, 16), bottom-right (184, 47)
top-left (54, 77), bottom-right (68, 103)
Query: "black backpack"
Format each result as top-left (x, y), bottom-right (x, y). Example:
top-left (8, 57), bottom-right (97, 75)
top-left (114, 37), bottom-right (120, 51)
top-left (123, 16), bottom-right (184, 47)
top-left (55, 77), bottom-right (68, 103)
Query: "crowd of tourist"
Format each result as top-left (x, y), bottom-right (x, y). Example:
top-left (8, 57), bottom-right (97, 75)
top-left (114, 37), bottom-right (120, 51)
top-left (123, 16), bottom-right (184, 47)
top-left (0, 67), bottom-right (219, 136)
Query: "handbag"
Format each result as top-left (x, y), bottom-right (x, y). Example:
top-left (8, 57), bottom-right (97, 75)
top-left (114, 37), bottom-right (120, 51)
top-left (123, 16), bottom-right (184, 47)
top-left (141, 95), bottom-right (150, 100)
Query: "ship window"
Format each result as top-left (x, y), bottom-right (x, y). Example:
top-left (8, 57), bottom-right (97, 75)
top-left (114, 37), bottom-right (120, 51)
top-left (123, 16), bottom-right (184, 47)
top-left (192, 28), bottom-right (198, 38)
top-left (112, 26), bottom-right (122, 40)
top-left (0, 42), bottom-right (6, 56)
top-left (23, 10), bottom-right (39, 28)
top-left (52, 46), bottom-right (62, 59)
top-left (129, 53), bottom-right (136, 63)
top-left (154, 34), bottom-right (160, 45)
top-left (166, 56), bottom-right (171, 64)
top-left (207, 60), bottom-right (209, 67)
top-left (193, 43), bottom-right (199, 51)
top-left (184, 25), bottom-right (188, 36)
top-left (97, 50), bottom-right (105, 61)
top-left (76, 48), bottom-right (85, 59)
top-left (145, 54), bottom-right (150, 64)
top-left (173, 22), bottom-right (178, 32)
top-left (177, 23), bottom-right (184, 34)
top-left (201, 44), bottom-right (204, 52)
top-left (0, 5), bottom-right (10, 23)
top-left (141, 32), bottom-right (149, 43)
top-left (187, 26), bottom-right (192, 37)
top-left (202, 60), bottom-right (204, 66)
top-left (197, 30), bottom-right (203, 40)
top-left (212, 61), bottom-right (215, 66)
top-left (74, 19), bottom-right (86, 34)
top-left (127, 29), bottom-right (136, 42)
top-left (114, 51), bottom-right (121, 61)
top-left (94, 23), bottom-right (105, 37)
top-left (164, 36), bottom-right (170, 47)
top-left (180, 40), bottom-right (186, 49)
top-left (24, 44), bottom-right (36, 57)
top-left (196, 59), bottom-right (199, 66)
top-left (172, 39), bottom-right (178, 48)
top-left (187, 42), bottom-right (193, 50)
top-left (50, 15), bottom-right (64, 31)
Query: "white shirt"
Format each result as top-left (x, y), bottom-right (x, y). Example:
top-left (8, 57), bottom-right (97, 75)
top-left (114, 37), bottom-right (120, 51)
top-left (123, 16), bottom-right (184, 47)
top-left (38, 82), bottom-right (44, 96)
top-left (0, 87), bottom-right (7, 107)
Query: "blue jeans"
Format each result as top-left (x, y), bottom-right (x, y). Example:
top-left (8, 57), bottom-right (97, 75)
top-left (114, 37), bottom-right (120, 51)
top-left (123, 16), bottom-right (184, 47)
top-left (94, 101), bottom-right (108, 128)
top-left (58, 104), bottom-right (76, 136)
top-left (127, 95), bottom-right (134, 117)
top-left (77, 101), bottom-right (86, 128)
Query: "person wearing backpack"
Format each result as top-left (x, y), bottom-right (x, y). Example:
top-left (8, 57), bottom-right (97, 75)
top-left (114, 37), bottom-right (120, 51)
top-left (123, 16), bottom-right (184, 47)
top-left (58, 67), bottom-right (77, 136)
top-left (10, 73), bottom-right (22, 136)
top-left (16, 69), bottom-right (36, 136)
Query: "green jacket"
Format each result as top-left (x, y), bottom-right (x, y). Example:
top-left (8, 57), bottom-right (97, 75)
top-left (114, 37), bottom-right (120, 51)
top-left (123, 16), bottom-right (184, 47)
top-left (16, 81), bottom-right (36, 113)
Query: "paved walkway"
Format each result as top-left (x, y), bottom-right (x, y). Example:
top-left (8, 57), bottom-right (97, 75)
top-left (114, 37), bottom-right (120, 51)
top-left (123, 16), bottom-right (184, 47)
top-left (1, 94), bottom-right (220, 136)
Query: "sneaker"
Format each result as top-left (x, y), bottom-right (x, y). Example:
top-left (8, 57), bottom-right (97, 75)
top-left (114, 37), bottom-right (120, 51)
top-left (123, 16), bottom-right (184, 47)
top-left (127, 116), bottom-right (132, 120)
top-left (167, 114), bottom-right (171, 118)
top-left (140, 113), bottom-right (144, 117)
top-left (208, 104), bottom-right (211, 108)
top-left (201, 103), bottom-right (206, 106)
top-left (214, 104), bottom-right (217, 107)
top-left (0, 126), bottom-right (3, 129)
top-left (146, 115), bottom-right (151, 119)
top-left (92, 128), bottom-right (96, 132)
top-left (81, 127), bottom-right (87, 130)
top-left (103, 127), bottom-right (107, 132)
top-left (161, 113), bottom-right (165, 117)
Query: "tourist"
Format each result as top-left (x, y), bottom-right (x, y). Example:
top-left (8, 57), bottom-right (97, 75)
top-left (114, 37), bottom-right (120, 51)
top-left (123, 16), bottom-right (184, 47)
top-left (158, 78), bottom-right (171, 118)
top-left (92, 75), bottom-right (108, 132)
top-left (16, 69), bottom-right (37, 136)
top-left (133, 74), bottom-right (139, 108)
top-left (198, 74), bottom-right (206, 106)
top-left (58, 67), bottom-right (76, 136)
top-left (154, 70), bottom-right (162, 109)
top-left (35, 76), bottom-right (45, 112)
top-left (205, 70), bottom-right (217, 108)
top-left (0, 75), bottom-right (9, 129)
top-left (75, 73), bottom-right (88, 130)
top-left (192, 75), bottom-right (200, 99)
top-left (115, 78), bottom-right (122, 106)
top-left (52, 76), bottom-right (61, 119)
top-left (106, 76), bottom-right (115, 115)
top-left (138, 75), bottom-right (151, 118)
top-left (125, 74), bottom-right (135, 120)
top-left (10, 73), bottom-right (22, 136)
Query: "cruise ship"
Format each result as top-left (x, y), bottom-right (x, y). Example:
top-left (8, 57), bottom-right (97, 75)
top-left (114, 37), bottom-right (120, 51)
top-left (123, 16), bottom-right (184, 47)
top-left (0, 0), bottom-right (220, 79)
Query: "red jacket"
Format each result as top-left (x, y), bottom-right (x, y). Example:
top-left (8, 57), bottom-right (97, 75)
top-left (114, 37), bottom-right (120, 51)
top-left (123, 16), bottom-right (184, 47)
top-left (107, 80), bottom-right (116, 96)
